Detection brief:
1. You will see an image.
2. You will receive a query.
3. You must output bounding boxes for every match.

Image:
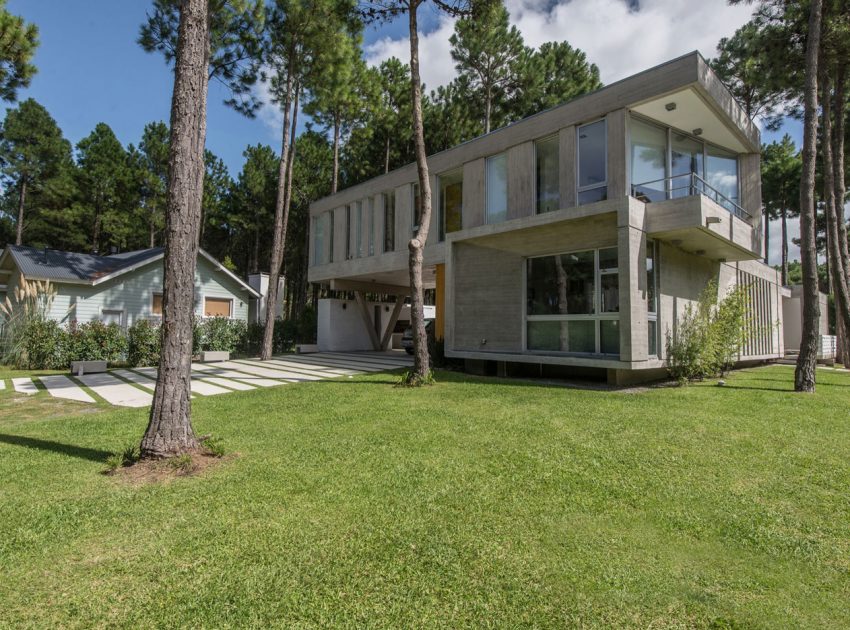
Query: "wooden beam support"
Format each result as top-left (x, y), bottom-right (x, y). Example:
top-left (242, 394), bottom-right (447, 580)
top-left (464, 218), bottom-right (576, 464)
top-left (354, 291), bottom-right (381, 351)
top-left (380, 298), bottom-right (405, 350)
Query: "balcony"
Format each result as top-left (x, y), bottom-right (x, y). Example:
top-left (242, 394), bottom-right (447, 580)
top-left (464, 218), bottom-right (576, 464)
top-left (632, 172), bottom-right (751, 223)
top-left (632, 174), bottom-right (759, 262)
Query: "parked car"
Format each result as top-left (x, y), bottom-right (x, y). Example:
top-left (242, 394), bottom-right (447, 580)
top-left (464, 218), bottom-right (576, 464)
top-left (401, 319), bottom-right (434, 354)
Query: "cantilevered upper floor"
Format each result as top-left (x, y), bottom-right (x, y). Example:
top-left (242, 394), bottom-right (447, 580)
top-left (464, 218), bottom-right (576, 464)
top-left (307, 51), bottom-right (763, 290)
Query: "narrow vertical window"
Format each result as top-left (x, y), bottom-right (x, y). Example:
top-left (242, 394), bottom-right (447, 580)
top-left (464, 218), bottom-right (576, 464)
top-left (313, 216), bottom-right (324, 266)
top-left (367, 198), bottom-right (375, 256)
top-left (647, 240), bottom-right (658, 356)
top-left (355, 201), bottom-right (363, 258)
top-left (439, 170), bottom-right (463, 241)
top-left (411, 182), bottom-right (421, 234)
top-left (536, 136), bottom-right (559, 213)
top-left (577, 120), bottom-right (607, 205)
top-left (384, 191), bottom-right (395, 252)
top-left (345, 205), bottom-right (352, 260)
top-left (327, 210), bottom-right (334, 263)
top-left (485, 153), bottom-right (507, 224)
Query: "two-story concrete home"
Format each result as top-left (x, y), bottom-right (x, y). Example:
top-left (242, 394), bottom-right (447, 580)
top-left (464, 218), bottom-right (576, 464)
top-left (307, 52), bottom-right (785, 383)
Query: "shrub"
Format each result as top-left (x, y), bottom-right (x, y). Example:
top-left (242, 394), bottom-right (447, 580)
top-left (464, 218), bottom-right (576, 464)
top-left (666, 279), bottom-right (751, 383)
top-left (128, 319), bottom-right (161, 367)
top-left (22, 319), bottom-right (69, 370)
top-left (200, 435), bottom-right (225, 457)
top-left (196, 317), bottom-right (247, 353)
top-left (67, 321), bottom-right (128, 363)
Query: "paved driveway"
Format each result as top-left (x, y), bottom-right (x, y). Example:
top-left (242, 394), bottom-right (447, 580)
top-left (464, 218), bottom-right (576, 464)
top-left (9, 352), bottom-right (413, 408)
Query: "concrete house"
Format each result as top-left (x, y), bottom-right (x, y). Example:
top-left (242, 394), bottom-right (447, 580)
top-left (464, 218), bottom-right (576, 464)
top-left (0, 245), bottom-right (260, 327)
top-left (307, 52), bottom-right (786, 383)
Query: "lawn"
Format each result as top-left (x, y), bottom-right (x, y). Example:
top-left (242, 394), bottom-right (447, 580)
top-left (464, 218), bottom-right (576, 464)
top-left (0, 365), bottom-right (848, 628)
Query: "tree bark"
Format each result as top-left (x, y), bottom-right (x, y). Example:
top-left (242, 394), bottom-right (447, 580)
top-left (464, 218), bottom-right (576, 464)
top-left (406, 1), bottom-right (433, 383)
top-left (781, 203), bottom-right (789, 286)
top-left (484, 84), bottom-right (491, 135)
top-left (795, 0), bottom-right (823, 393)
top-left (331, 113), bottom-right (340, 194)
top-left (140, 0), bottom-right (209, 458)
top-left (15, 178), bottom-right (26, 246)
top-left (832, 61), bottom-right (850, 365)
top-left (149, 214), bottom-right (156, 249)
top-left (260, 71), bottom-right (296, 360)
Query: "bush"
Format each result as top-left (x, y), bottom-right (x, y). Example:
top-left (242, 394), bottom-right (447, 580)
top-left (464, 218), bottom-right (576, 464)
top-left (22, 319), bottom-right (69, 370)
top-left (196, 317), bottom-right (247, 353)
top-left (67, 321), bottom-right (128, 363)
top-left (666, 279), bottom-right (751, 383)
top-left (128, 319), bottom-right (161, 367)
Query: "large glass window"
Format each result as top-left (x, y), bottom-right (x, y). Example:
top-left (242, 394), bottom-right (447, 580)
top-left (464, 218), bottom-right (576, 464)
top-left (630, 118), bottom-right (667, 202)
top-left (536, 136), bottom-right (559, 213)
top-left (383, 191), bottom-right (395, 253)
top-left (671, 132), bottom-right (704, 198)
top-left (439, 170), bottom-right (463, 241)
top-left (345, 205), bottom-right (352, 260)
top-left (577, 120), bottom-right (607, 205)
top-left (327, 210), bottom-right (334, 263)
top-left (486, 153), bottom-right (507, 223)
top-left (706, 145), bottom-right (739, 210)
top-left (353, 201), bottom-right (362, 258)
top-left (526, 247), bottom-right (619, 355)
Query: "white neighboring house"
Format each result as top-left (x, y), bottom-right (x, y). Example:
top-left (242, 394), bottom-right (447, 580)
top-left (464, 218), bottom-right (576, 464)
top-left (0, 245), bottom-right (260, 327)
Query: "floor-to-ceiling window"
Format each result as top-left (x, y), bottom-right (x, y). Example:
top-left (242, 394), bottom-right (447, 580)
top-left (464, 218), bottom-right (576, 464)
top-left (647, 240), bottom-right (659, 356)
top-left (486, 153), bottom-right (507, 223)
top-left (354, 201), bottom-right (362, 258)
top-left (671, 132), bottom-right (704, 198)
top-left (439, 170), bottom-right (463, 240)
top-left (526, 247), bottom-right (619, 355)
top-left (630, 118), bottom-right (667, 202)
top-left (536, 135), bottom-right (560, 213)
top-left (577, 120), bottom-right (607, 205)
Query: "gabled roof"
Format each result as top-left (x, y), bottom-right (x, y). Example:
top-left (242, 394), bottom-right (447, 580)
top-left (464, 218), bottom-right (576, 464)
top-left (0, 245), bottom-right (261, 298)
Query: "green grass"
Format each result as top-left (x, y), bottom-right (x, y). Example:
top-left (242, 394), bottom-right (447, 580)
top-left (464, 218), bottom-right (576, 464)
top-left (0, 366), bottom-right (848, 628)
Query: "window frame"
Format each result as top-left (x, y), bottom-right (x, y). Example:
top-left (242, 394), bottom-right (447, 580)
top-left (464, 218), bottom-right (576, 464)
top-left (523, 246), bottom-right (620, 356)
top-left (534, 134), bottom-right (560, 214)
top-left (576, 119), bottom-right (608, 205)
top-left (151, 292), bottom-right (163, 317)
top-left (383, 190), bottom-right (395, 253)
top-left (367, 197), bottom-right (375, 256)
top-left (485, 152), bottom-right (508, 224)
top-left (646, 239), bottom-right (660, 357)
top-left (203, 295), bottom-right (234, 319)
top-left (101, 309), bottom-right (125, 328)
top-left (411, 182), bottom-right (421, 235)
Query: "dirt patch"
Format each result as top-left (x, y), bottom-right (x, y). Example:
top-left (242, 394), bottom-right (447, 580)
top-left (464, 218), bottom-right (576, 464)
top-left (107, 450), bottom-right (235, 485)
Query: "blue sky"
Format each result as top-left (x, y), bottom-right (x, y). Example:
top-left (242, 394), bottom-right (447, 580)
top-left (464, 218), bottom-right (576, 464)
top-left (9, 0), bottom-right (800, 178)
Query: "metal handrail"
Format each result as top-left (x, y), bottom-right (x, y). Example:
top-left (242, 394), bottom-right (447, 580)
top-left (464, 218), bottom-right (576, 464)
top-left (631, 172), bottom-right (752, 223)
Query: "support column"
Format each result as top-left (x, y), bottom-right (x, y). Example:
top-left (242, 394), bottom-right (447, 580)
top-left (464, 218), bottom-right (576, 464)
top-left (354, 291), bottom-right (381, 351)
top-left (618, 199), bottom-right (648, 363)
top-left (380, 298), bottom-right (405, 350)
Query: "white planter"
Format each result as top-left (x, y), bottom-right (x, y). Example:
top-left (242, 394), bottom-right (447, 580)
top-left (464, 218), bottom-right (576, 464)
top-left (70, 360), bottom-right (107, 376)
top-left (201, 351), bottom-right (230, 362)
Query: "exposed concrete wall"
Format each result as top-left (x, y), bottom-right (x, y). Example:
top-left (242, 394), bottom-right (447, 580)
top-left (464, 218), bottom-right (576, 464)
top-left (507, 142), bottom-right (534, 220)
top-left (607, 109), bottom-right (628, 199)
top-left (463, 158), bottom-right (485, 229)
top-left (739, 152), bottom-right (762, 255)
top-left (559, 125), bottom-right (577, 209)
top-left (317, 298), bottom-right (436, 352)
top-left (618, 199), bottom-right (647, 362)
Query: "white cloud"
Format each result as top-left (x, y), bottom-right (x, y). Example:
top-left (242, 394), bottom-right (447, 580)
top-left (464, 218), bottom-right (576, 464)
top-left (364, 0), bottom-right (754, 89)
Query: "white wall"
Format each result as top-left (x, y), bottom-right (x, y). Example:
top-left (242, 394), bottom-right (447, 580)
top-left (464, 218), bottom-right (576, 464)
top-left (318, 298), bottom-right (434, 351)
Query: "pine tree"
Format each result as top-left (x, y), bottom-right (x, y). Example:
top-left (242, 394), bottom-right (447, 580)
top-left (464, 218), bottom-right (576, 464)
top-left (0, 1), bottom-right (38, 102)
top-left (761, 135), bottom-right (801, 283)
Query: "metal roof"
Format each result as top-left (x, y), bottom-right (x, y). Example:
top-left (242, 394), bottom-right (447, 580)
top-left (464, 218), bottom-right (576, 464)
top-left (6, 245), bottom-right (163, 282)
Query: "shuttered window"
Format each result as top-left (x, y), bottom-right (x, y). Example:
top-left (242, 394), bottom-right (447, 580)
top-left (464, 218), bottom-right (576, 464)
top-left (204, 297), bottom-right (232, 318)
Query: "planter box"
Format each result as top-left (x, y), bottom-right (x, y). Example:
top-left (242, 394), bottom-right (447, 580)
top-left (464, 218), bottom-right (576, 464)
top-left (201, 351), bottom-right (230, 363)
top-left (296, 344), bottom-right (319, 354)
top-left (70, 360), bottom-right (107, 376)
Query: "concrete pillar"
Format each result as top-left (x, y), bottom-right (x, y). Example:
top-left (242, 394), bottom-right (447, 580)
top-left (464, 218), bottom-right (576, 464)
top-left (618, 198), bottom-right (648, 362)
top-left (507, 141), bottom-right (534, 220)
top-left (559, 125), bottom-right (576, 209)
top-left (606, 109), bottom-right (628, 200)
top-left (462, 158), bottom-right (485, 229)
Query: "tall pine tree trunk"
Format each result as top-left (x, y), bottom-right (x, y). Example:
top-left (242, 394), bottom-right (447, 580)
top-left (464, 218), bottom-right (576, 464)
top-left (260, 72), bottom-right (295, 360)
top-left (331, 114), bottom-right (340, 194)
top-left (781, 203), bottom-right (789, 286)
top-left (140, 0), bottom-right (209, 458)
top-left (385, 135), bottom-right (390, 174)
top-left (149, 215), bottom-right (156, 249)
top-left (406, 0), bottom-right (433, 383)
top-left (795, 0), bottom-right (823, 393)
top-left (484, 84), bottom-right (492, 135)
top-left (15, 178), bottom-right (26, 246)
top-left (92, 203), bottom-right (102, 253)
top-left (831, 62), bottom-right (849, 365)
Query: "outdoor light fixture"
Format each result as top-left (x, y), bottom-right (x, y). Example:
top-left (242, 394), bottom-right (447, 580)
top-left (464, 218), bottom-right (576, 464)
top-left (692, 128), bottom-right (703, 136)
top-left (706, 216), bottom-right (722, 226)
top-left (665, 102), bottom-right (677, 111)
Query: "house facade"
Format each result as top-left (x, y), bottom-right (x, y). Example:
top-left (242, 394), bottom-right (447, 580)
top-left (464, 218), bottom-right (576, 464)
top-left (307, 52), bottom-right (786, 383)
top-left (0, 246), bottom-right (260, 327)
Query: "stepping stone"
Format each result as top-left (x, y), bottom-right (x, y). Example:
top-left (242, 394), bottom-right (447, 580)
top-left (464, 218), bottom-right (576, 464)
top-left (75, 373), bottom-right (152, 408)
top-left (229, 360), bottom-right (325, 381)
top-left (190, 363), bottom-right (282, 387)
top-left (128, 368), bottom-right (230, 396)
top-left (261, 358), bottom-right (358, 376)
top-left (197, 376), bottom-right (256, 391)
top-left (320, 352), bottom-right (413, 369)
top-left (38, 375), bottom-right (96, 404)
top-left (276, 355), bottom-right (384, 372)
top-left (213, 361), bottom-right (306, 381)
top-left (12, 378), bottom-right (38, 395)
top-left (113, 369), bottom-right (157, 391)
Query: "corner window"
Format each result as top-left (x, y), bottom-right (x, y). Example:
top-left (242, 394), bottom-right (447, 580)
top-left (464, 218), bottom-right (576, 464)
top-left (383, 191), bottom-right (395, 252)
top-left (152, 293), bottom-right (163, 316)
top-left (535, 136), bottom-right (559, 213)
top-left (439, 170), bottom-right (463, 241)
top-left (577, 120), bottom-right (607, 205)
top-left (485, 153), bottom-right (507, 224)
top-left (706, 145), bottom-right (739, 211)
top-left (526, 247), bottom-right (619, 355)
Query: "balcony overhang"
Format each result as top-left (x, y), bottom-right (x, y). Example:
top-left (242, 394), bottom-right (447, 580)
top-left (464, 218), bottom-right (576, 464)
top-left (644, 195), bottom-right (759, 262)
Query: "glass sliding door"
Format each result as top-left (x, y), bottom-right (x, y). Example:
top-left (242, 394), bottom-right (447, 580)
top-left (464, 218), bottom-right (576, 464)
top-left (670, 132), bottom-right (704, 198)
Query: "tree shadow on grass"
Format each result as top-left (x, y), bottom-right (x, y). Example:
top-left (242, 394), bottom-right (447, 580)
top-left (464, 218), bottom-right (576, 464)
top-left (0, 434), bottom-right (111, 463)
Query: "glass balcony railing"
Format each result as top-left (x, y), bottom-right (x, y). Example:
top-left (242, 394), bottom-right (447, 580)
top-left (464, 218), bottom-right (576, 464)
top-left (631, 172), bottom-right (752, 223)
